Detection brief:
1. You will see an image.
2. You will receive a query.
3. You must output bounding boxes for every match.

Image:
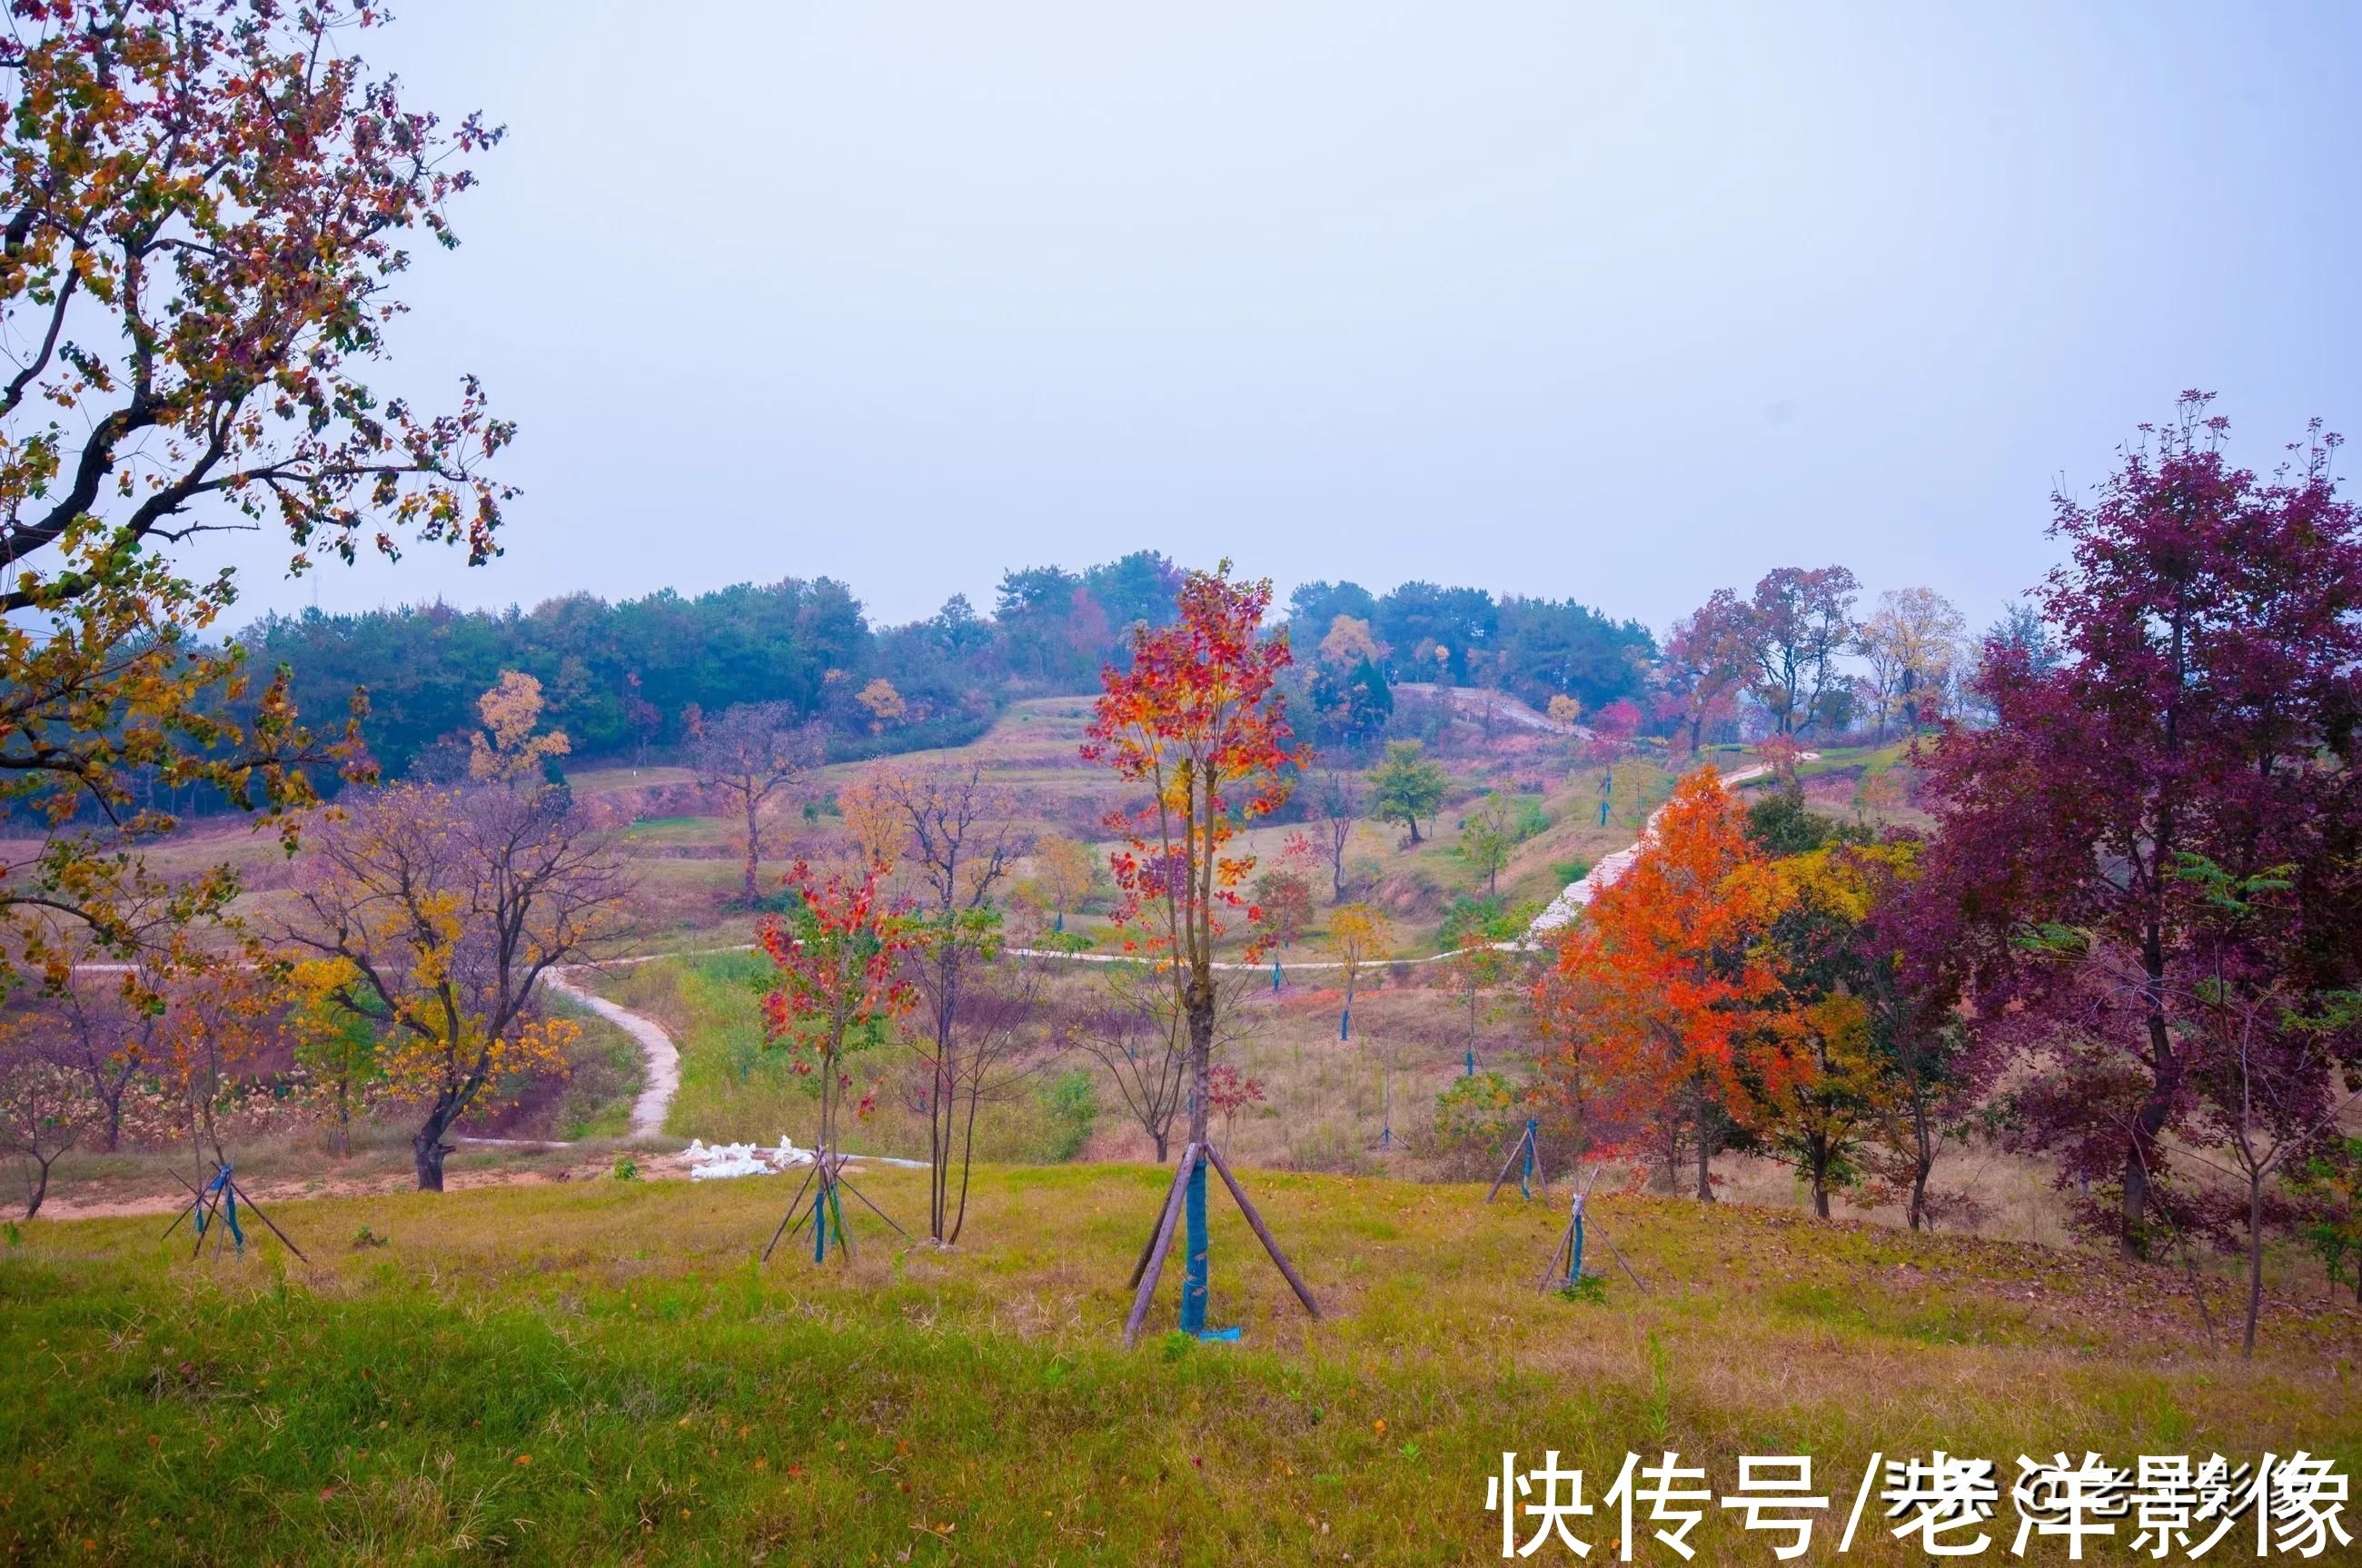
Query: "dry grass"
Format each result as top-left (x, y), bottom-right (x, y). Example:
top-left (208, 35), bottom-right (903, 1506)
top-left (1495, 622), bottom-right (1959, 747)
top-left (5, 1159), bottom-right (2357, 1564)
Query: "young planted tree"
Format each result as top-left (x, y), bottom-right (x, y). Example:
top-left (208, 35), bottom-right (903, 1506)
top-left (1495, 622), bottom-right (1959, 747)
top-left (285, 783), bottom-right (627, 1189)
top-left (1324, 903), bottom-right (1391, 1042)
top-left (1066, 963), bottom-right (1194, 1163)
top-left (2191, 971), bottom-right (2360, 1356)
top-left (0, 1), bottom-right (511, 995)
top-left (1922, 395), bottom-right (2362, 1258)
top-left (1461, 795), bottom-right (1518, 898)
top-left (1312, 769), bottom-right (1364, 902)
top-left (1853, 851), bottom-right (1987, 1231)
top-left (876, 764), bottom-right (1031, 1245)
top-left (1205, 1062), bottom-right (1266, 1142)
top-left (2166, 856), bottom-right (2362, 1355)
top-left (285, 960), bottom-right (388, 1159)
top-left (2290, 1137), bottom-right (2362, 1306)
top-left (1440, 899), bottom-right (1528, 1070)
top-left (49, 961), bottom-right (164, 1152)
top-left (1723, 844), bottom-right (1921, 1219)
top-left (1368, 740), bottom-right (1447, 845)
top-left (833, 765), bottom-right (908, 875)
top-left (690, 703), bottom-right (820, 906)
top-left (757, 861), bottom-right (922, 1260)
top-left (1082, 562), bottom-right (1317, 1339)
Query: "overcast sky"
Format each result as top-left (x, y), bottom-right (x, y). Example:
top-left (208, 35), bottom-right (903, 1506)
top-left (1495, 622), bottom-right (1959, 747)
top-left (219, 1), bottom-right (2362, 638)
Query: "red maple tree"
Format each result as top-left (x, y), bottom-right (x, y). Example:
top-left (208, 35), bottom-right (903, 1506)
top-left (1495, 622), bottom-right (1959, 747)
top-left (759, 861), bottom-right (921, 1174)
top-left (1082, 561), bottom-right (1306, 1333)
top-left (1534, 767), bottom-right (1769, 1196)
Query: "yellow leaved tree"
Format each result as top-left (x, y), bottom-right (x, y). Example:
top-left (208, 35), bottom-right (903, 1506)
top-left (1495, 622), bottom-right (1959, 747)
top-left (469, 671), bottom-right (571, 784)
top-left (283, 782), bottom-right (627, 1189)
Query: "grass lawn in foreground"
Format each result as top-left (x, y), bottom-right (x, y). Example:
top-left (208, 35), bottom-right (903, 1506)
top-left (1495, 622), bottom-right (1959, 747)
top-left (4, 1165), bottom-right (2357, 1564)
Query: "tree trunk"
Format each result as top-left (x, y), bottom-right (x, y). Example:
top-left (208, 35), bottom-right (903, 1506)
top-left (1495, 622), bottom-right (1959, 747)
top-left (1694, 1118), bottom-right (1713, 1203)
top-left (1153, 1128), bottom-right (1169, 1163)
top-left (1908, 1098), bottom-right (1934, 1231)
top-left (2119, 1144), bottom-right (2147, 1258)
top-left (23, 1157), bottom-right (52, 1219)
top-left (949, 1085), bottom-right (982, 1245)
top-left (413, 1116), bottom-right (454, 1192)
top-left (1812, 1170), bottom-right (1831, 1220)
top-left (2243, 1174), bottom-right (2264, 1359)
top-left (1181, 978), bottom-right (1214, 1334)
top-left (1404, 816), bottom-right (1423, 846)
top-left (742, 794), bottom-right (762, 907)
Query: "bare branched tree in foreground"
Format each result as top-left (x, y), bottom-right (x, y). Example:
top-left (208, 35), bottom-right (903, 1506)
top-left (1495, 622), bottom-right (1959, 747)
top-left (877, 764), bottom-right (1034, 1244)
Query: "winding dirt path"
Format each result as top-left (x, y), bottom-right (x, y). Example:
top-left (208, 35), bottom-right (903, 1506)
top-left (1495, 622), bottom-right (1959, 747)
top-left (547, 966), bottom-right (679, 1139)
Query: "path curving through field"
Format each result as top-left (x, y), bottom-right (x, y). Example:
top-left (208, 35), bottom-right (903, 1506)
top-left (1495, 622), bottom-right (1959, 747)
top-left (1525, 755), bottom-right (1809, 935)
top-left (547, 966), bottom-right (679, 1138)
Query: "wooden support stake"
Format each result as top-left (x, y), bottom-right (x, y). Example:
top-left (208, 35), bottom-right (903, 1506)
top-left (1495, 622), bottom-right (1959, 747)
top-left (1588, 1216), bottom-right (1650, 1295)
top-left (1536, 1221), bottom-right (1573, 1293)
top-left (1203, 1143), bottom-right (1320, 1321)
top-left (1484, 1132), bottom-right (1527, 1205)
top-left (188, 1183), bottom-right (226, 1261)
top-left (1129, 1151), bottom-right (1199, 1291)
top-left (833, 1170), bottom-right (911, 1241)
top-left (227, 1181), bottom-right (310, 1264)
top-left (160, 1168), bottom-right (207, 1241)
top-left (1483, 1133), bottom-right (1540, 1204)
top-left (1124, 1143), bottom-right (1198, 1346)
top-left (762, 1162), bottom-right (819, 1262)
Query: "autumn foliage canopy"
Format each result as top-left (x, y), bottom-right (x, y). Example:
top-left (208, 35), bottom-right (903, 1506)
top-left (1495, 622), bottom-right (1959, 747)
top-left (1082, 563), bottom-right (1304, 973)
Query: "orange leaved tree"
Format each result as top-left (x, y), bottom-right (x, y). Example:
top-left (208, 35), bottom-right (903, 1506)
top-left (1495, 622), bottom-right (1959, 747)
top-left (1082, 561), bottom-right (1316, 1339)
top-left (1536, 767), bottom-right (1767, 1197)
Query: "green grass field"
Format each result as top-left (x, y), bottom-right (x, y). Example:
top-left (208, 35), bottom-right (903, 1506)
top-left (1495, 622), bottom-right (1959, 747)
top-left (5, 1165), bottom-right (2356, 1564)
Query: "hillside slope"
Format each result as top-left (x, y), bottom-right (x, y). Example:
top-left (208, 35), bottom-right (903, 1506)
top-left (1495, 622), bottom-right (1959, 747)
top-left (5, 1165), bottom-right (2355, 1564)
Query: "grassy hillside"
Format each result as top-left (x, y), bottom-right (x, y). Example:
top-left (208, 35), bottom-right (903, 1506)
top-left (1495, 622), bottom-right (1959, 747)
top-left (5, 1166), bottom-right (2355, 1565)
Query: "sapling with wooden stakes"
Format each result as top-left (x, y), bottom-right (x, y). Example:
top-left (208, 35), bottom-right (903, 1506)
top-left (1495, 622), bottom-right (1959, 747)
top-left (755, 860), bottom-right (923, 1264)
top-left (1484, 1117), bottom-right (1546, 1203)
top-left (1533, 1164), bottom-right (1646, 1296)
top-left (1085, 562), bottom-right (1322, 1344)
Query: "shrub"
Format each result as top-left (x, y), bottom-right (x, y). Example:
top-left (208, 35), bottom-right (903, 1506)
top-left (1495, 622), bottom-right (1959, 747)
top-left (1558, 1272), bottom-right (1609, 1305)
top-left (1040, 1070), bottom-right (1099, 1163)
